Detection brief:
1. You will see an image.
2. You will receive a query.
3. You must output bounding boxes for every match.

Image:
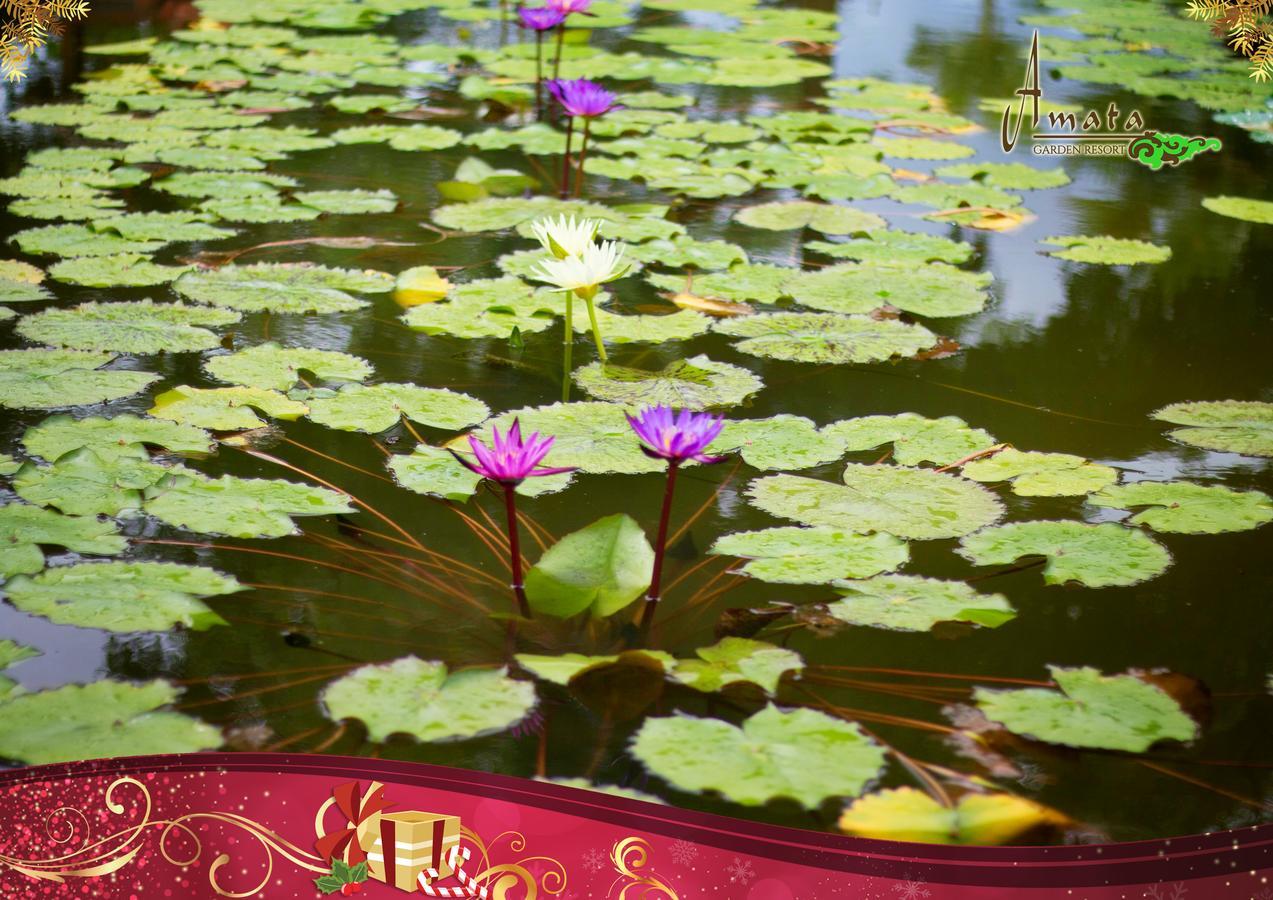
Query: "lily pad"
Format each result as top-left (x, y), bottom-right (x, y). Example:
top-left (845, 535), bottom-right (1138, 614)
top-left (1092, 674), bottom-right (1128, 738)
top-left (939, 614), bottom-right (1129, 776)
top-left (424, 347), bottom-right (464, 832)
top-left (647, 263), bottom-right (793, 303)
top-left (747, 465), bottom-right (1003, 540)
top-left (4, 561), bottom-right (242, 633)
top-left (322, 656), bottom-right (535, 743)
top-left (873, 136), bottom-right (975, 159)
top-left (710, 526), bottom-right (908, 585)
top-left (11, 223), bottom-right (169, 258)
top-left (143, 472), bottom-right (353, 538)
top-left (0, 679), bottom-right (222, 765)
top-left (838, 788), bottom-right (1066, 845)
top-left (734, 201), bottom-right (887, 235)
top-left (331, 124), bottom-right (462, 152)
top-left (786, 263), bottom-right (992, 318)
top-left (719, 415), bottom-right (847, 470)
top-left (525, 514), bottom-right (654, 619)
top-left (388, 444), bottom-right (483, 503)
top-left (975, 666), bottom-right (1198, 753)
top-left (805, 231), bottom-right (974, 265)
top-left (13, 449), bottom-right (175, 516)
top-left (305, 383), bottom-right (489, 434)
top-left (91, 211), bottom-right (237, 242)
top-left (16, 300), bottom-right (239, 353)
top-left (935, 161), bottom-right (1071, 190)
top-left (1041, 235), bottom-right (1172, 265)
top-left (0, 349), bottom-right (158, 409)
top-left (149, 385), bottom-right (308, 430)
top-left (1088, 482), bottom-right (1273, 534)
top-left (515, 651), bottom-right (673, 686)
top-left (826, 414), bottom-right (997, 467)
top-left (631, 704), bottom-right (886, 809)
top-left (1152, 400), bottom-right (1273, 457)
top-left (670, 638), bottom-right (802, 695)
top-left (174, 263), bottom-right (392, 314)
top-left (0, 640), bottom-right (38, 669)
top-left (471, 402), bottom-right (661, 475)
top-left (47, 254), bottom-right (194, 288)
top-left (829, 575), bottom-right (1015, 632)
top-left (962, 448), bottom-right (1117, 496)
top-left (572, 356), bottom-right (762, 410)
top-left (571, 308), bottom-right (712, 344)
top-left (1201, 195), bottom-right (1273, 224)
top-left (0, 503), bottom-right (126, 578)
top-left (23, 413), bottom-right (213, 462)
top-left (957, 521), bottom-right (1171, 587)
top-left (205, 343), bottom-right (373, 391)
top-left (716, 313), bottom-right (938, 365)
top-left (403, 277), bottom-right (558, 339)
top-left (625, 236), bottom-right (748, 270)
top-left (293, 188), bottom-right (398, 214)
top-left (199, 195), bottom-right (323, 223)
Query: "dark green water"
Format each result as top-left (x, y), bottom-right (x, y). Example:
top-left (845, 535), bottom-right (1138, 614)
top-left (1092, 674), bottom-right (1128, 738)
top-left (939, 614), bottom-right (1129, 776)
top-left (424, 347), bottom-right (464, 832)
top-left (1, 0), bottom-right (1271, 843)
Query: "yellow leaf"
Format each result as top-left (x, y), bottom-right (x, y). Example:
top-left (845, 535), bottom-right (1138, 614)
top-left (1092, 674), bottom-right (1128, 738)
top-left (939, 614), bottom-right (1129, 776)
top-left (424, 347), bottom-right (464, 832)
top-left (669, 292), bottom-right (754, 318)
top-left (838, 787), bottom-right (1069, 845)
top-left (394, 266), bottom-right (452, 307)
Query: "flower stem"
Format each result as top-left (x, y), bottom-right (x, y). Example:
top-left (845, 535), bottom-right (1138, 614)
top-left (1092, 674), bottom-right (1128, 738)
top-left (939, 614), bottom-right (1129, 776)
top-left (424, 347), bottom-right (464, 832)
top-left (559, 115), bottom-right (574, 199)
top-left (552, 22), bottom-right (565, 80)
top-left (582, 293), bottom-right (607, 364)
top-left (561, 289), bottom-right (573, 402)
top-left (639, 460), bottom-right (679, 637)
top-left (534, 32), bottom-right (543, 121)
top-left (573, 118), bottom-right (591, 198)
top-left (503, 483), bottom-right (531, 619)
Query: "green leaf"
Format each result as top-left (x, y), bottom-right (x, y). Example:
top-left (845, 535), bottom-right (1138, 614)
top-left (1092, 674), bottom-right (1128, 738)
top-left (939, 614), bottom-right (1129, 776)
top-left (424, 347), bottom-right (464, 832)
top-left (472, 402), bottom-right (661, 475)
top-left (23, 413), bottom-right (212, 462)
top-left (715, 313), bottom-right (938, 364)
top-left (647, 263), bottom-right (792, 303)
top-left (1152, 400), bottom-right (1273, 457)
top-left (314, 875), bottom-right (344, 894)
top-left (149, 385), bottom-right (307, 430)
top-left (0, 503), bottom-right (126, 577)
top-left (892, 182), bottom-right (1023, 210)
top-left (331, 124), bottom-right (462, 152)
top-left (47, 254), bottom-right (194, 288)
top-left (4, 561), bottom-right (241, 632)
top-left (735, 201), bottom-right (887, 234)
top-left (13, 449), bottom-right (175, 516)
top-left (173, 263), bottom-right (392, 314)
top-left (403, 277), bottom-right (558, 339)
top-left (718, 415), bottom-right (847, 470)
top-left (205, 343), bottom-right (373, 391)
top-left (711, 527), bottom-right (907, 585)
top-left (670, 638), bottom-right (802, 695)
top-left (0, 349), bottom-right (158, 410)
top-left (11, 223), bottom-right (169, 258)
top-left (293, 189), bottom-right (398, 214)
top-left (626, 236), bottom-right (747, 270)
top-left (304, 383), bottom-right (489, 434)
top-left (1088, 482), bottom-right (1273, 534)
top-left (975, 666), bottom-right (1198, 753)
top-left (570, 308), bottom-right (712, 344)
top-left (92, 211), bottom-right (237, 242)
top-left (962, 448), bottom-right (1117, 496)
top-left (1201, 195), bottom-right (1273, 224)
top-left (829, 575), bottom-right (1015, 632)
top-left (144, 472), bottom-right (353, 538)
top-left (747, 465), bottom-right (1003, 540)
top-left (838, 787), bottom-right (1066, 844)
top-left (1041, 235), bottom-right (1172, 265)
top-left (805, 231), bottom-right (974, 265)
top-left (787, 263), bottom-right (992, 318)
top-left (572, 356), bottom-right (762, 410)
top-left (873, 136), bottom-right (974, 159)
top-left (958, 521), bottom-right (1171, 587)
top-left (322, 656), bottom-right (535, 742)
top-left (154, 147), bottom-right (267, 170)
top-left (631, 704), bottom-right (886, 808)
top-left (825, 413), bottom-right (997, 467)
top-left (515, 651), bottom-right (673, 686)
top-left (199, 195), bottom-right (323, 223)
top-left (17, 300), bottom-right (238, 353)
top-left (934, 161), bottom-right (1071, 190)
top-left (0, 679), bottom-right (221, 765)
top-left (525, 514), bottom-right (654, 619)
top-left (388, 444), bottom-right (483, 503)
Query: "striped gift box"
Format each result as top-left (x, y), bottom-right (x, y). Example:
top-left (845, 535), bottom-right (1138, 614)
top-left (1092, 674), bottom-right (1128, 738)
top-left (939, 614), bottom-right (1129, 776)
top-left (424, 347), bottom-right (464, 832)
top-left (363, 810), bottom-right (462, 892)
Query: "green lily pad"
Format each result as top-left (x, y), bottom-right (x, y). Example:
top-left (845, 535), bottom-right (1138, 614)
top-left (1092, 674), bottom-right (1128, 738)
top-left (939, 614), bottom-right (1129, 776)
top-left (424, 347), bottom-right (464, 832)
top-left (515, 651), bottom-right (674, 686)
top-left (173, 263), bottom-right (392, 314)
top-left (0, 640), bottom-right (38, 669)
top-left (1201, 195), bottom-right (1273, 224)
top-left (825, 413), bottom-right (997, 467)
top-left (873, 136), bottom-right (974, 160)
top-left (322, 656), bottom-right (536, 743)
top-left (648, 263), bottom-right (793, 303)
top-left (838, 788), bottom-right (1065, 845)
top-left (1041, 235), bottom-right (1172, 265)
top-left (293, 189), bottom-right (398, 214)
top-left (671, 638), bottom-right (802, 695)
top-left (0, 503), bottom-right (126, 578)
top-left (8, 196), bottom-right (127, 222)
top-left (331, 124), bottom-right (462, 151)
top-left (0, 679), bottom-right (222, 765)
top-left (934, 161), bottom-right (1071, 190)
top-left (199, 195), bottom-right (323, 223)
top-left (957, 521), bottom-right (1171, 587)
top-left (11, 223), bottom-right (169, 258)
top-left (1088, 482), bottom-right (1273, 534)
top-left (431, 197), bottom-right (613, 234)
top-left (805, 231), bottom-right (974, 265)
top-left (388, 444), bottom-right (483, 503)
top-left (4, 561), bottom-right (242, 633)
top-left (572, 356), bottom-right (762, 410)
top-left (0, 276), bottom-right (50, 304)
top-left (47, 254), bottom-right (194, 288)
top-left (962, 448), bottom-right (1117, 496)
top-left (402, 277), bottom-right (558, 339)
top-left (205, 343), bottom-right (373, 391)
top-left (13, 449), bottom-right (175, 516)
top-left (17, 300), bottom-right (239, 353)
top-left (715, 312), bottom-right (938, 364)
top-left (0, 349), bottom-right (158, 409)
top-left (789, 262), bottom-right (991, 318)
top-left (153, 170), bottom-right (298, 199)
top-left (975, 666), bottom-right (1198, 753)
top-left (143, 472), bottom-right (353, 538)
top-left (892, 182), bottom-right (1023, 210)
top-left (631, 704), bottom-right (886, 809)
top-left (525, 514), bottom-right (654, 619)
top-left (747, 465), bottom-right (1003, 540)
top-left (829, 575), bottom-right (1015, 632)
top-left (1152, 400), bottom-right (1273, 457)
top-left (570, 308), bottom-right (712, 344)
top-left (626, 237), bottom-right (748, 270)
top-left (304, 383), bottom-right (489, 434)
top-left (734, 201), bottom-right (887, 235)
top-left (470, 402), bottom-right (662, 475)
top-left (149, 385), bottom-right (307, 430)
top-left (23, 413), bottom-right (212, 463)
top-left (154, 147), bottom-right (268, 170)
top-left (710, 526), bottom-right (908, 585)
top-left (92, 211), bottom-right (237, 242)
top-left (719, 415), bottom-right (847, 470)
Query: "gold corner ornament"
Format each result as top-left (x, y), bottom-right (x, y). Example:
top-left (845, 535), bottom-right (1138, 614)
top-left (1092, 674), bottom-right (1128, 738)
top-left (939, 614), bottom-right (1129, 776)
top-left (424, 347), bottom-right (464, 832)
top-left (609, 837), bottom-right (680, 899)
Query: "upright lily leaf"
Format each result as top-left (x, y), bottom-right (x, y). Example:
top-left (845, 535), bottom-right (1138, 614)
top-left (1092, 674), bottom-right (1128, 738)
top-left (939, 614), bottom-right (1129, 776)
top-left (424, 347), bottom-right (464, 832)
top-left (1041, 235), bottom-right (1172, 265)
top-left (322, 656), bottom-right (535, 743)
top-left (1201, 195), bottom-right (1273, 224)
top-left (710, 526), bottom-right (908, 585)
top-left (958, 521), bottom-right (1171, 587)
top-left (962, 448), bottom-right (1117, 496)
top-left (786, 263), bottom-right (992, 318)
top-left (23, 414), bottom-right (213, 462)
top-left (1152, 400), bottom-right (1273, 457)
top-left (975, 666), bottom-right (1198, 753)
top-left (0, 503), bottom-right (126, 578)
top-left (805, 231), bottom-right (974, 265)
top-left (734, 201), bottom-right (886, 235)
top-left (149, 385), bottom-right (307, 430)
top-left (829, 575), bottom-right (1015, 632)
top-left (16, 300), bottom-right (239, 354)
top-left (205, 343), bottom-right (373, 391)
top-left (631, 704), bottom-right (886, 809)
top-left (839, 788), bottom-right (1067, 845)
top-left (143, 472), bottom-right (353, 538)
top-left (525, 514), bottom-right (654, 619)
top-left (0, 679), bottom-right (222, 765)
top-left (748, 466), bottom-right (1003, 540)
top-left (716, 313), bottom-right (938, 364)
top-left (305, 383), bottom-right (490, 434)
top-left (4, 561), bottom-right (242, 632)
top-left (826, 413), bottom-right (997, 467)
top-left (174, 263), bottom-right (392, 314)
top-left (1088, 482), bottom-right (1273, 534)
top-left (573, 356), bottom-right (762, 410)
top-left (0, 349), bottom-right (158, 410)
top-left (670, 638), bottom-right (802, 695)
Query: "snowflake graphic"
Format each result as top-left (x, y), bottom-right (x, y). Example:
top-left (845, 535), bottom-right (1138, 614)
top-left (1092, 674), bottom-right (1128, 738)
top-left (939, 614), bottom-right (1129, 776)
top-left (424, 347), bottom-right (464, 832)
top-left (726, 857), bottom-right (756, 884)
top-left (669, 839), bottom-right (699, 866)
top-left (581, 848), bottom-right (607, 874)
top-left (1144, 883), bottom-right (1188, 900)
top-left (1253, 888), bottom-right (1273, 900)
top-left (892, 880), bottom-right (931, 900)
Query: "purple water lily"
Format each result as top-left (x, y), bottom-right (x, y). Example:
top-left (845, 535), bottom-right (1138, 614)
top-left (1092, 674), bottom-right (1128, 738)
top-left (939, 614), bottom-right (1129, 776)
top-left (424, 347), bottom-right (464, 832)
top-left (517, 5), bottom-right (565, 30)
top-left (547, 78), bottom-right (621, 199)
top-left (453, 420), bottom-right (575, 619)
top-left (626, 405), bottom-right (729, 637)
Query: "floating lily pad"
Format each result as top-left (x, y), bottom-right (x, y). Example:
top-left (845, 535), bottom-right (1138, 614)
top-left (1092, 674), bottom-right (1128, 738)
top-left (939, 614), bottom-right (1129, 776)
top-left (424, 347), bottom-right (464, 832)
top-left (787, 263), bottom-right (992, 318)
top-left (710, 526), bottom-right (908, 585)
top-left (153, 170), bottom-right (298, 199)
top-left (200, 195), bottom-right (323, 223)
top-left (934, 161), bottom-right (1071, 190)
top-left (747, 465), bottom-right (1003, 540)
top-left (149, 385), bottom-right (307, 430)
top-left (47, 254), bottom-right (194, 288)
top-left (388, 444), bottom-right (483, 503)
top-left (322, 656), bottom-right (536, 743)
top-left (829, 575), bottom-right (1015, 632)
top-left (1088, 482), bottom-right (1273, 534)
top-left (573, 356), bottom-right (762, 410)
top-left (626, 236), bottom-right (747, 270)
top-left (205, 343), bottom-right (373, 391)
top-left (1152, 400), bottom-right (1273, 457)
top-left (873, 136), bottom-right (974, 159)
top-left (525, 514), bottom-right (654, 619)
top-left (403, 277), bottom-right (558, 339)
top-left (648, 263), bottom-right (792, 303)
top-left (957, 521), bottom-right (1171, 587)
top-left (631, 704), bottom-right (886, 808)
top-left (719, 415), bottom-right (847, 470)
top-left (92, 211), bottom-right (237, 242)
top-left (0, 679), bottom-right (222, 765)
top-left (571, 308), bottom-right (712, 344)
top-left (304, 383), bottom-right (489, 434)
top-left (11, 223), bottom-right (169, 258)
top-left (13, 449), bottom-right (175, 516)
top-left (1041, 235), bottom-right (1172, 265)
top-left (154, 147), bottom-right (267, 170)
top-left (4, 561), bottom-right (242, 632)
top-left (0, 503), bottom-right (126, 578)
top-left (23, 413), bottom-right (212, 462)
top-left (293, 188), bottom-right (398, 214)
top-left (174, 263), bottom-right (392, 314)
top-left (805, 231), bottom-right (974, 265)
top-left (826, 413), bottom-right (997, 467)
top-left (716, 313), bottom-right (938, 364)
top-left (975, 666), bottom-right (1198, 753)
top-left (892, 182), bottom-right (1023, 210)
top-left (1201, 195), bottom-right (1273, 224)
top-left (17, 300), bottom-right (239, 353)
top-left (143, 472), bottom-right (353, 538)
top-left (671, 638), bottom-right (802, 695)
top-left (734, 201), bottom-right (887, 235)
top-left (962, 448), bottom-right (1117, 496)
top-left (0, 349), bottom-right (158, 409)
top-left (331, 124), bottom-right (462, 151)
top-left (515, 651), bottom-right (673, 686)
top-left (471, 402), bottom-right (662, 475)
top-left (838, 788), bottom-right (1066, 845)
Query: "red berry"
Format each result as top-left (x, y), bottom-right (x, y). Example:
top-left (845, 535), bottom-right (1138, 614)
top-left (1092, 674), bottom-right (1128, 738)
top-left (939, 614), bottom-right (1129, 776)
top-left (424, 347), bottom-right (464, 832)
top-left (340, 884), bottom-right (362, 896)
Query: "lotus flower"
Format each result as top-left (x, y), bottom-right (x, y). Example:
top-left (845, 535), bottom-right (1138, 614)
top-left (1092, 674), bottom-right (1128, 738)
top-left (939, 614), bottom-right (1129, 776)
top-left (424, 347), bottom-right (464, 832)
top-left (626, 406), bottom-right (727, 465)
top-left (530, 215), bottom-right (601, 259)
top-left (517, 6), bottom-right (565, 31)
top-left (547, 77), bottom-right (622, 118)
top-left (453, 419), bottom-right (574, 486)
top-left (530, 239), bottom-right (628, 301)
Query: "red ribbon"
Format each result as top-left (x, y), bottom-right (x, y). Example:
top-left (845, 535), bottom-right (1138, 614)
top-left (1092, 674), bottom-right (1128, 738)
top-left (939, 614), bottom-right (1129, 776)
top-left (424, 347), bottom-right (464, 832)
top-left (315, 781), bottom-right (394, 866)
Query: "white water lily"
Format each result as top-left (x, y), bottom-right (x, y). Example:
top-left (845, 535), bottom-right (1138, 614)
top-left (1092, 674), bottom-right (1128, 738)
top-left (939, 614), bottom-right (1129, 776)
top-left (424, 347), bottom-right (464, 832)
top-left (529, 215), bottom-right (600, 259)
top-left (531, 239), bottom-right (629, 301)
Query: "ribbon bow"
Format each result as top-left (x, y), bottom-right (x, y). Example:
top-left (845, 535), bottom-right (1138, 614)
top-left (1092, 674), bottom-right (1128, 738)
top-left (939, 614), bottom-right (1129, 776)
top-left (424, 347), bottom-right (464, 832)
top-left (314, 781), bottom-right (394, 866)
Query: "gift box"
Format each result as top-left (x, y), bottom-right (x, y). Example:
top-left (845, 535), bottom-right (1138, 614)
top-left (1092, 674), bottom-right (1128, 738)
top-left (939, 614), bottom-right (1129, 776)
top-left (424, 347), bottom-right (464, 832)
top-left (315, 781), bottom-right (393, 868)
top-left (363, 810), bottom-right (462, 892)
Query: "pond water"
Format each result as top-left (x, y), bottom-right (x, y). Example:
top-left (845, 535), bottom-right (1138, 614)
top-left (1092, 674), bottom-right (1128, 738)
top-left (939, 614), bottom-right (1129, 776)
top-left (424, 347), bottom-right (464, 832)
top-left (1, 0), bottom-right (1271, 846)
